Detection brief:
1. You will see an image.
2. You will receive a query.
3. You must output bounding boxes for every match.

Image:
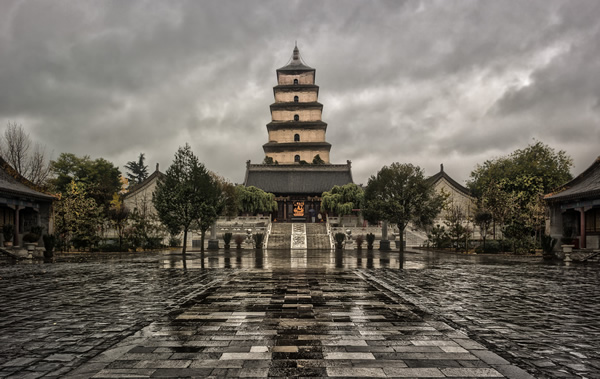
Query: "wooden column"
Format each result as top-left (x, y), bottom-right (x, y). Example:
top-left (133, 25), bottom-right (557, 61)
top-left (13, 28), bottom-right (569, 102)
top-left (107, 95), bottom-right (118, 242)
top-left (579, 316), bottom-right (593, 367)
top-left (580, 207), bottom-right (586, 249)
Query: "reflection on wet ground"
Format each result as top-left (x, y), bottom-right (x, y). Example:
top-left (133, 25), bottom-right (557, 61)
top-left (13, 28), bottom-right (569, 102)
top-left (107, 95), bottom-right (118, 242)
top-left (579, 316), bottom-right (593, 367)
top-left (0, 249), bottom-right (597, 378)
top-left (159, 248), bottom-right (554, 270)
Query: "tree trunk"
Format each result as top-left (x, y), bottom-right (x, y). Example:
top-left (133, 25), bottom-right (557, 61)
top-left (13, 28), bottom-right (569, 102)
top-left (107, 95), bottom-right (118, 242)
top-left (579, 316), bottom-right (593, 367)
top-left (182, 228), bottom-right (188, 255)
top-left (399, 222), bottom-right (406, 252)
top-left (200, 230), bottom-right (206, 253)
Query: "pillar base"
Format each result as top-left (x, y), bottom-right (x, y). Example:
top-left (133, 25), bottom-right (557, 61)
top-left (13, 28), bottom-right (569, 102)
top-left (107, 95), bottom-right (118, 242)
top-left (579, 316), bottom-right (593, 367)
top-left (379, 240), bottom-right (391, 251)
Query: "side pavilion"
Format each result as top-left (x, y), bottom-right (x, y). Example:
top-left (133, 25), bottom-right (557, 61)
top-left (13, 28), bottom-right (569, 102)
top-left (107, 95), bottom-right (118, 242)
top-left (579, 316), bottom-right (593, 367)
top-left (545, 156), bottom-right (600, 249)
top-left (0, 157), bottom-right (54, 245)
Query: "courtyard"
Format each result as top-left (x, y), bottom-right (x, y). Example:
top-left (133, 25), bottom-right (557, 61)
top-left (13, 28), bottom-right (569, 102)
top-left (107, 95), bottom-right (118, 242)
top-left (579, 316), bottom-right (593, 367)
top-left (0, 250), bottom-right (597, 378)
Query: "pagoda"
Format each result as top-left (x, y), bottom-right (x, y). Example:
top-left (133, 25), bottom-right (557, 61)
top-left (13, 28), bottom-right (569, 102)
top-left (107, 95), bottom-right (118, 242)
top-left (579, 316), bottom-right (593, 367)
top-left (244, 45), bottom-right (353, 222)
top-left (263, 44), bottom-right (331, 164)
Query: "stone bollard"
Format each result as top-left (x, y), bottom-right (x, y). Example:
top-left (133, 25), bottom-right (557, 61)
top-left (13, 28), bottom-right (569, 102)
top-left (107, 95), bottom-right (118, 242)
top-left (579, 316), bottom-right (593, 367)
top-left (562, 244), bottom-right (574, 262)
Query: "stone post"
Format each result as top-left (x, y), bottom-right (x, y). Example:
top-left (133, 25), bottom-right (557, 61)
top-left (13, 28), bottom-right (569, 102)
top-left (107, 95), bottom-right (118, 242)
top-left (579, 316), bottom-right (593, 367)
top-left (562, 244), bottom-right (574, 262)
top-left (379, 221), bottom-right (391, 251)
top-left (207, 222), bottom-right (219, 250)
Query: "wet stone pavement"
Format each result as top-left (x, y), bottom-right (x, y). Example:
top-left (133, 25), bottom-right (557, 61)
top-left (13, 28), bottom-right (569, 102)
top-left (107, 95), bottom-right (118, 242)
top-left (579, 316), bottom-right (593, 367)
top-left (0, 250), bottom-right (597, 378)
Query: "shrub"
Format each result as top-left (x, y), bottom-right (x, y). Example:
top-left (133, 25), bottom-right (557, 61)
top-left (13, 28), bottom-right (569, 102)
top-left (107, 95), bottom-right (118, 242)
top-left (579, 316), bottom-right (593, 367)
top-left (355, 235), bottom-right (364, 249)
top-left (427, 224), bottom-right (451, 248)
top-left (541, 234), bottom-right (557, 256)
top-left (30, 226), bottom-right (44, 239)
top-left (23, 232), bottom-right (39, 243)
top-left (2, 224), bottom-right (14, 242)
top-left (334, 232), bottom-right (346, 249)
top-left (253, 233), bottom-right (264, 249)
top-left (169, 236), bottom-right (180, 247)
top-left (42, 234), bottom-right (56, 252)
top-left (223, 232), bottom-right (233, 248)
top-left (366, 233), bottom-right (375, 250)
top-left (235, 235), bottom-right (244, 249)
top-left (475, 240), bottom-right (501, 254)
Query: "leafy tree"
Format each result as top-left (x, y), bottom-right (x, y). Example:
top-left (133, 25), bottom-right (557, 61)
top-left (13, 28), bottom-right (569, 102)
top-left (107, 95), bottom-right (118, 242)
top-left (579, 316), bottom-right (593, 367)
top-left (108, 193), bottom-right (129, 251)
top-left (125, 153), bottom-right (149, 187)
top-left (0, 122), bottom-right (51, 187)
top-left (321, 183), bottom-right (364, 216)
top-left (153, 144), bottom-right (223, 254)
top-left (444, 201), bottom-right (470, 251)
top-left (468, 140), bottom-right (572, 198)
top-left (54, 181), bottom-right (104, 251)
top-left (363, 163), bottom-right (445, 252)
top-left (312, 154), bottom-right (325, 165)
top-left (474, 207), bottom-right (493, 248)
top-left (50, 153), bottom-right (121, 211)
top-left (235, 186), bottom-right (277, 215)
top-left (427, 224), bottom-right (451, 248)
top-left (263, 156), bottom-right (278, 165)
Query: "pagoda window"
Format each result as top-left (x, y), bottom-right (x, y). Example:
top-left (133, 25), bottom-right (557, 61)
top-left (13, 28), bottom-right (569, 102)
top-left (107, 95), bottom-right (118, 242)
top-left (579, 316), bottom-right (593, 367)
top-left (293, 78), bottom-right (298, 85)
top-left (294, 96), bottom-right (299, 103)
top-left (294, 114), bottom-right (299, 121)
top-left (294, 134), bottom-right (300, 142)
top-left (294, 155), bottom-right (300, 162)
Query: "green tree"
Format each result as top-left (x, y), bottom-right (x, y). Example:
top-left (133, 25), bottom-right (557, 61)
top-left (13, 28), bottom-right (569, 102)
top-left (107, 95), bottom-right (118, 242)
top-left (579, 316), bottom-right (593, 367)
top-left (125, 153), bottom-right (149, 187)
top-left (468, 140), bottom-right (572, 198)
top-left (363, 163), bottom-right (445, 252)
top-left (50, 153), bottom-right (121, 211)
top-left (321, 183), bottom-right (364, 216)
top-left (108, 193), bottom-right (129, 251)
top-left (54, 181), bottom-right (104, 251)
top-left (235, 186), bottom-right (277, 215)
top-left (443, 201), bottom-right (470, 251)
top-left (312, 154), bottom-right (325, 165)
top-left (263, 156), bottom-right (278, 165)
top-left (474, 207), bottom-right (493, 248)
top-left (153, 144), bottom-right (223, 254)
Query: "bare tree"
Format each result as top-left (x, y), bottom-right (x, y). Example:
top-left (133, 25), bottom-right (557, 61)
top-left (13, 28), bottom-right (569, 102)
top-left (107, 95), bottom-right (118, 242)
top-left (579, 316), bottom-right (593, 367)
top-left (0, 122), bottom-right (52, 187)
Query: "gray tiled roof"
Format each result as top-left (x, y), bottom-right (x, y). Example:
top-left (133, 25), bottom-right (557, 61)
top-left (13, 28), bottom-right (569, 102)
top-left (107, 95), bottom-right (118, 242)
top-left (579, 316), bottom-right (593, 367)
top-left (0, 158), bottom-right (54, 201)
top-left (545, 156), bottom-right (600, 201)
top-left (244, 163), bottom-right (353, 195)
top-left (427, 167), bottom-right (471, 197)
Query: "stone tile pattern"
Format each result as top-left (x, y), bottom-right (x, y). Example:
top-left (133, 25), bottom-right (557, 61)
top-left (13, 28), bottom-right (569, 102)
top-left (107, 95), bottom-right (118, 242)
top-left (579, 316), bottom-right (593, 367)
top-left (70, 269), bottom-right (527, 378)
top-left (367, 263), bottom-right (600, 378)
top-left (0, 258), bottom-right (225, 378)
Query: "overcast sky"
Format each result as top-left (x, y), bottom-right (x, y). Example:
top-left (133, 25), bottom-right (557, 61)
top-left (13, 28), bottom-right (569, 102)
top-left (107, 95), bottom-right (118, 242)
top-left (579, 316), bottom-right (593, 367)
top-left (1, 0), bottom-right (599, 187)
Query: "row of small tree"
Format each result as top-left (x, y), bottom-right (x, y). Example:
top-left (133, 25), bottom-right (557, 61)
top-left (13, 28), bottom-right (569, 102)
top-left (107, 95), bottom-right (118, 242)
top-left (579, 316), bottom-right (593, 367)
top-left (322, 141), bottom-right (572, 254)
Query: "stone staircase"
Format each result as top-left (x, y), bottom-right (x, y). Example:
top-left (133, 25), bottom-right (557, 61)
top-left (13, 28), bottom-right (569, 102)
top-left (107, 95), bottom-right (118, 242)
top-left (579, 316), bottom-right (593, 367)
top-left (307, 223), bottom-right (331, 249)
top-left (267, 223), bottom-right (291, 249)
top-left (267, 223), bottom-right (331, 250)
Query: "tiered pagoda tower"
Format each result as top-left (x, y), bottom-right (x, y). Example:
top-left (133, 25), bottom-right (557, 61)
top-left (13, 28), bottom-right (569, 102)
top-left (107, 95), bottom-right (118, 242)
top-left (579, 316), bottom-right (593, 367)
top-left (244, 45), bottom-right (353, 222)
top-left (263, 44), bottom-right (331, 164)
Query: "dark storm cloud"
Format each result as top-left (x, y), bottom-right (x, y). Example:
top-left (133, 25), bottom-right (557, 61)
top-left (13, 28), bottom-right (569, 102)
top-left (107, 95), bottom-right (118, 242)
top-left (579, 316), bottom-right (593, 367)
top-left (0, 0), bottom-right (598, 186)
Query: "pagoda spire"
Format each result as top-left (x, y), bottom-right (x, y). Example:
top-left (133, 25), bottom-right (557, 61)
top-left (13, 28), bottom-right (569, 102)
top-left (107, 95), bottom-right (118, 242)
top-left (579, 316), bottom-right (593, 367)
top-left (293, 43), bottom-right (300, 61)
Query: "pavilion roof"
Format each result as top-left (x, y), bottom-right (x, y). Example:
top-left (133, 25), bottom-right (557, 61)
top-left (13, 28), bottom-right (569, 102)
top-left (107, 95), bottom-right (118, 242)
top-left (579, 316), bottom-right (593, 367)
top-left (0, 157), bottom-right (54, 201)
top-left (244, 162), bottom-right (353, 195)
top-left (427, 164), bottom-right (472, 197)
top-left (545, 156), bottom-right (600, 202)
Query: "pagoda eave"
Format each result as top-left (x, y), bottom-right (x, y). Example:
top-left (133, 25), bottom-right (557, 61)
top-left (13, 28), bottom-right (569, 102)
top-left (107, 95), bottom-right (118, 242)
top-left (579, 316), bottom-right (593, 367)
top-left (263, 142), bottom-right (332, 153)
top-left (270, 102), bottom-right (323, 111)
top-left (266, 121), bottom-right (327, 131)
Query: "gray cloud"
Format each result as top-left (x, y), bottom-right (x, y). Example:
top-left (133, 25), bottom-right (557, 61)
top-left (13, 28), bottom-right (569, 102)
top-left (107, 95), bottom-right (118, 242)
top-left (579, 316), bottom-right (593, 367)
top-left (1, 0), bottom-right (598, 187)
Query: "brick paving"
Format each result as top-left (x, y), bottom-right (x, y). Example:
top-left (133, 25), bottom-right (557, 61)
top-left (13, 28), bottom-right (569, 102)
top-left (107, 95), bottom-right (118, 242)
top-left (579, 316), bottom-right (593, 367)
top-left (0, 250), bottom-right (598, 378)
